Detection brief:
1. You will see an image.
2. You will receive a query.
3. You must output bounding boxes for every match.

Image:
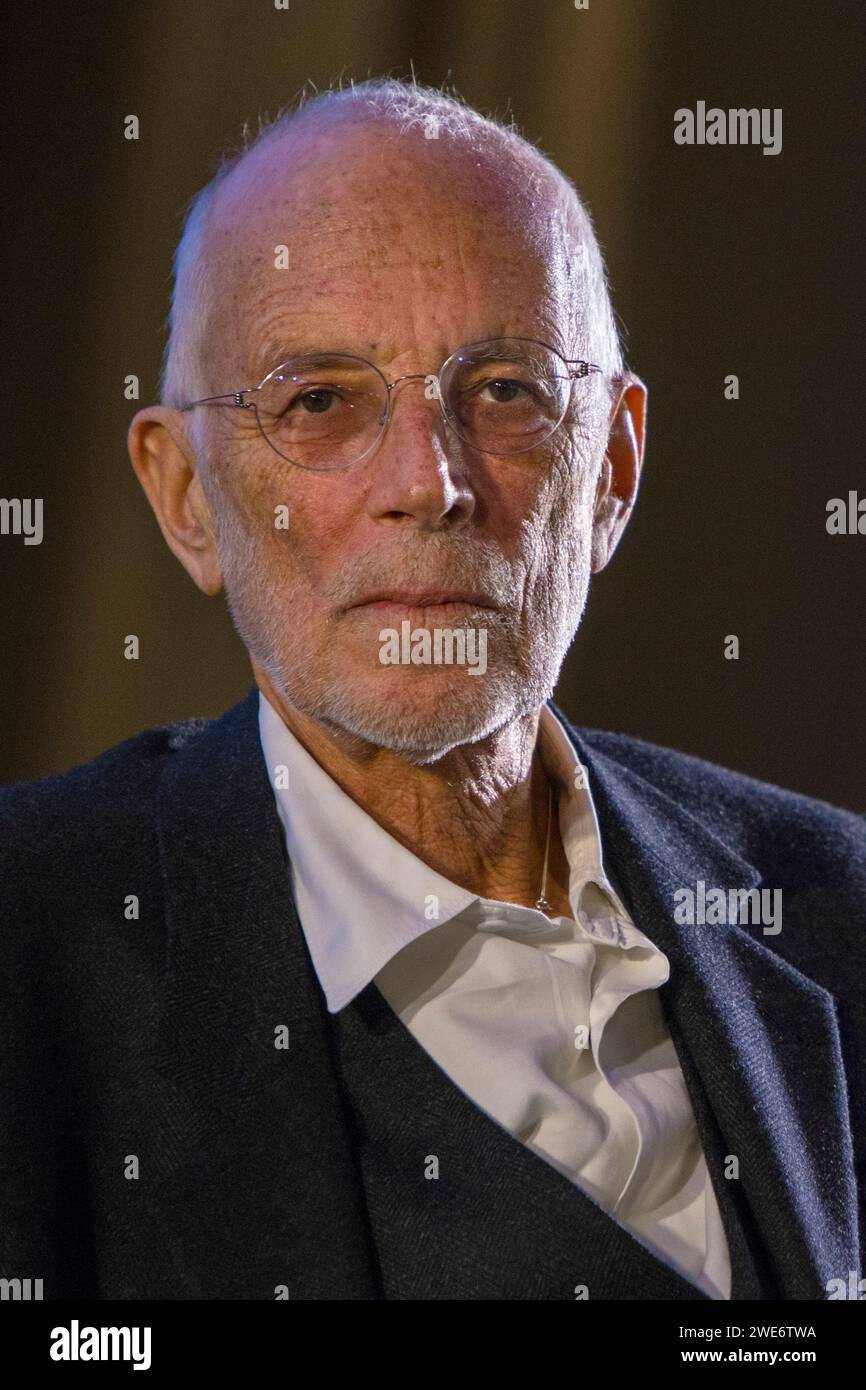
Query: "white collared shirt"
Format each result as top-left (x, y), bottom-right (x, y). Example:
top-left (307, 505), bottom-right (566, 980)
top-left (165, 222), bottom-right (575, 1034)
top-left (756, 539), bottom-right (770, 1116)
top-left (259, 691), bottom-right (732, 1299)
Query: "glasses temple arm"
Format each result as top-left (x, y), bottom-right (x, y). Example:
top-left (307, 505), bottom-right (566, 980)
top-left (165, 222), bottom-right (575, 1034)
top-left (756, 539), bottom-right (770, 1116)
top-left (179, 390), bottom-right (258, 410)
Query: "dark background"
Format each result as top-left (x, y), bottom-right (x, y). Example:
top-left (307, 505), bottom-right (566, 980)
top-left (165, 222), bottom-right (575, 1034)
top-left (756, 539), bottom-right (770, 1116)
top-left (1, 0), bottom-right (863, 809)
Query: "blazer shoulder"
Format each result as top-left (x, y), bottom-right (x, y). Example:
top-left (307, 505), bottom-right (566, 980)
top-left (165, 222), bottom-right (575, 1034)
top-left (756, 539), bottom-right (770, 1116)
top-left (570, 721), bottom-right (866, 874)
top-left (0, 713), bottom-right (215, 888)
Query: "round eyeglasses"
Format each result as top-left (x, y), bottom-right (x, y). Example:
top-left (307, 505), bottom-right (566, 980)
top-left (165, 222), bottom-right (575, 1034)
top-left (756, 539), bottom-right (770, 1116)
top-left (179, 337), bottom-right (606, 472)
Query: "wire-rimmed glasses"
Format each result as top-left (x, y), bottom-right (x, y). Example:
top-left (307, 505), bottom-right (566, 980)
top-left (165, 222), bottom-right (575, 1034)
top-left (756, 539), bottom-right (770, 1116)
top-left (178, 337), bottom-right (606, 472)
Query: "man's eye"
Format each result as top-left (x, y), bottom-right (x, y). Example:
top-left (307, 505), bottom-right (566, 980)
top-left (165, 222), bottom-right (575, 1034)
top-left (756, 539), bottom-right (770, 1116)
top-left (296, 388), bottom-right (337, 414)
top-left (483, 378), bottom-right (523, 403)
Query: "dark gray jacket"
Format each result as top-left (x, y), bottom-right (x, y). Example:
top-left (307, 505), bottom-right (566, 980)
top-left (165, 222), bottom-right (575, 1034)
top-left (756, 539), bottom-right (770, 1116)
top-left (1, 689), bottom-right (863, 1299)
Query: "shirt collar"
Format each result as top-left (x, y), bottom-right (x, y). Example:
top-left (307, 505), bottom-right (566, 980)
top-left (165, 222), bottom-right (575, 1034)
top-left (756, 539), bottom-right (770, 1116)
top-left (259, 691), bottom-right (642, 1012)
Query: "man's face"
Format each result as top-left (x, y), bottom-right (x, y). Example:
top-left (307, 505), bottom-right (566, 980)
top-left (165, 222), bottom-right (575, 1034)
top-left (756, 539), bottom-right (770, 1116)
top-left (194, 115), bottom-right (614, 762)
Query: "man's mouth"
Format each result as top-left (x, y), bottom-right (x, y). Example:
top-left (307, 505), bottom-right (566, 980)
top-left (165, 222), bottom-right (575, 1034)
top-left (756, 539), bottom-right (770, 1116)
top-left (346, 590), bottom-right (497, 615)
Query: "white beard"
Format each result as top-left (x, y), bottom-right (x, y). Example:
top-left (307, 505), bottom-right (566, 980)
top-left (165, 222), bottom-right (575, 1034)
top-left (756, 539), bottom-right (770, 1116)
top-left (212, 461), bottom-right (596, 765)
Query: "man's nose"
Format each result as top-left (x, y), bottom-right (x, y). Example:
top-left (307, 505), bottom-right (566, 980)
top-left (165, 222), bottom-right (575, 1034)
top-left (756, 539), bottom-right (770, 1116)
top-left (366, 375), bottom-right (475, 528)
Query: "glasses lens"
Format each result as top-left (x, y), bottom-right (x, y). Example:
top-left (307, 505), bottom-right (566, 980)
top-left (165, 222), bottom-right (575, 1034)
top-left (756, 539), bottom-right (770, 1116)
top-left (255, 355), bottom-right (387, 470)
top-left (443, 340), bottom-right (572, 455)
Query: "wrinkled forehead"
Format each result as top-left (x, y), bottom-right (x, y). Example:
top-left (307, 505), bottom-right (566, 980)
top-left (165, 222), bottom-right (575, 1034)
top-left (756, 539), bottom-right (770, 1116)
top-left (201, 112), bottom-right (586, 379)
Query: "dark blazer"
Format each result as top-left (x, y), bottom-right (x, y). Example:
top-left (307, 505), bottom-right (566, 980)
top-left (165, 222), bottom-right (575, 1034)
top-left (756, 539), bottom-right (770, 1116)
top-left (1, 688), bottom-right (863, 1299)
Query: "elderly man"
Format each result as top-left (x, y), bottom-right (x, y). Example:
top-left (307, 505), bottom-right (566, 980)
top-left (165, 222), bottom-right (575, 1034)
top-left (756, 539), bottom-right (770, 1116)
top-left (2, 78), bottom-right (864, 1304)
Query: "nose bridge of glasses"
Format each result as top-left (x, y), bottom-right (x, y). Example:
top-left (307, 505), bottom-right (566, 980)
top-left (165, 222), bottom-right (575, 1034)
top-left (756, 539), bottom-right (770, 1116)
top-left (386, 370), bottom-right (441, 395)
top-left (382, 370), bottom-right (451, 426)
top-left (389, 371), bottom-right (432, 387)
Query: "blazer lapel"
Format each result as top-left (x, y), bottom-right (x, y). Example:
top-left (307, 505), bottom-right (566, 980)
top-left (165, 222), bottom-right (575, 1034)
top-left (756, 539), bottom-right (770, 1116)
top-left (557, 706), bottom-right (859, 1299)
top-left (138, 689), bottom-right (378, 1299)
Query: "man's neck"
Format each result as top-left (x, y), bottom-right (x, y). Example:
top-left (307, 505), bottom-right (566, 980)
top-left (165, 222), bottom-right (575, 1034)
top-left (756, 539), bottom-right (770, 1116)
top-left (256, 671), bottom-right (572, 917)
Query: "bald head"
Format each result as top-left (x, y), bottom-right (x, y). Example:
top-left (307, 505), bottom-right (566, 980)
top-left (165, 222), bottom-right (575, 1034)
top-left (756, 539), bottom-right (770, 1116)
top-left (159, 79), bottom-right (624, 415)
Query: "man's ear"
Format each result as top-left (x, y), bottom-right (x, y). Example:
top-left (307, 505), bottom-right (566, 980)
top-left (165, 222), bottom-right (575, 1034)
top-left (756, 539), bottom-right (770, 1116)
top-left (127, 407), bottom-right (224, 596)
top-left (591, 373), bottom-right (648, 573)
